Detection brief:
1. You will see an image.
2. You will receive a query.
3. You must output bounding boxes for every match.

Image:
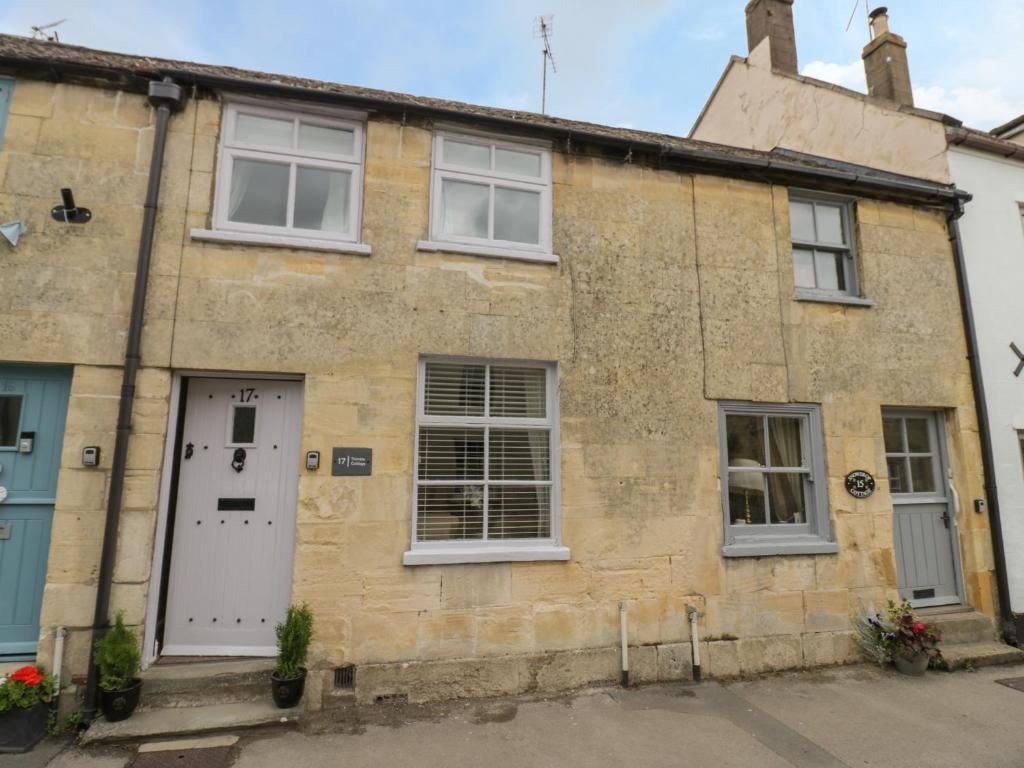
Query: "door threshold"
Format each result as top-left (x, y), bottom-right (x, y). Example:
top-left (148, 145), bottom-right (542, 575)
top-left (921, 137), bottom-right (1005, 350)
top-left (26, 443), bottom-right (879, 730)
top-left (915, 603), bottom-right (973, 615)
top-left (153, 655), bottom-right (270, 666)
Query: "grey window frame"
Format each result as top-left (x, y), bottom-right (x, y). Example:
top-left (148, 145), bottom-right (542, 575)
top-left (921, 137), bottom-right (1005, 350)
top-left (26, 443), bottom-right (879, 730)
top-left (718, 402), bottom-right (837, 557)
top-left (789, 190), bottom-right (866, 304)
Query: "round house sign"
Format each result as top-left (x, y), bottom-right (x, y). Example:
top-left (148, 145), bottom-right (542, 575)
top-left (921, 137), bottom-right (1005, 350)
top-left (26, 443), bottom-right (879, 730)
top-left (845, 470), bottom-right (876, 499)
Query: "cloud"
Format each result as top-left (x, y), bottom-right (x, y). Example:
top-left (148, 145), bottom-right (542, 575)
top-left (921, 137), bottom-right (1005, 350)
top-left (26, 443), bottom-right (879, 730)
top-left (800, 60), bottom-right (866, 92)
top-left (913, 85), bottom-right (1019, 129)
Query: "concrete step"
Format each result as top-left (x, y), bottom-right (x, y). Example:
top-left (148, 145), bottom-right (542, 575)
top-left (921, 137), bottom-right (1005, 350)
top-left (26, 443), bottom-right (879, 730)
top-left (920, 610), bottom-right (996, 645)
top-left (942, 641), bottom-right (1024, 671)
top-left (79, 699), bottom-right (301, 745)
top-left (139, 659), bottom-right (274, 709)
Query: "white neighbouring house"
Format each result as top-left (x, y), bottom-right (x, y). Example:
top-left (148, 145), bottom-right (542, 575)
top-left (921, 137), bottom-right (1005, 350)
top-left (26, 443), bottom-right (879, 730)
top-left (692, 0), bottom-right (1024, 629)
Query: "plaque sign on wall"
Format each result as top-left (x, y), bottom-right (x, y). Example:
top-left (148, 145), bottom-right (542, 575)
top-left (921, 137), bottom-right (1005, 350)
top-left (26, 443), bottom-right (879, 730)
top-left (844, 470), bottom-right (876, 499)
top-left (331, 448), bottom-right (372, 476)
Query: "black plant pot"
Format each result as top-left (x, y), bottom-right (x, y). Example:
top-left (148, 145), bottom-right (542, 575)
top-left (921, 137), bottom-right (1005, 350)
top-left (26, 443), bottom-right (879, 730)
top-left (0, 701), bottom-right (48, 754)
top-left (270, 669), bottom-right (306, 709)
top-left (99, 679), bottom-right (142, 722)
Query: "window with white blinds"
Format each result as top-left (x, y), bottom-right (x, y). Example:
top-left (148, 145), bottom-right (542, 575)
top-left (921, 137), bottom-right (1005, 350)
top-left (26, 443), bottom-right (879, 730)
top-left (413, 359), bottom-right (557, 548)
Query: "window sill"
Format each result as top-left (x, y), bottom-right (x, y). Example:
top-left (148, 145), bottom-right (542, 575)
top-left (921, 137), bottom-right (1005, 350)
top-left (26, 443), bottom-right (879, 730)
top-left (191, 228), bottom-right (372, 255)
top-left (403, 545), bottom-right (570, 566)
top-left (723, 538), bottom-right (838, 558)
top-left (416, 240), bottom-right (558, 264)
top-left (794, 290), bottom-right (874, 307)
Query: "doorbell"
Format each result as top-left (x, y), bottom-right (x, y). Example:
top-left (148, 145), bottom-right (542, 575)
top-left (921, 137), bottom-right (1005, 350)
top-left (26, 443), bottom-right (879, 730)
top-left (82, 446), bottom-right (101, 467)
top-left (306, 451), bottom-right (320, 471)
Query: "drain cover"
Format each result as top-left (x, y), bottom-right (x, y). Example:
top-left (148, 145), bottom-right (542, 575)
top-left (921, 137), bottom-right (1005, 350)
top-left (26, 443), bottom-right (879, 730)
top-left (995, 677), bottom-right (1024, 693)
top-left (130, 747), bottom-right (233, 768)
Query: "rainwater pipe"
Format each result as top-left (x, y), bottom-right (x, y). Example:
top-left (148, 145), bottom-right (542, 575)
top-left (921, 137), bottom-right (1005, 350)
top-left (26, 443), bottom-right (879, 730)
top-left (687, 605), bottom-right (702, 682)
top-left (619, 602), bottom-right (629, 688)
top-left (51, 626), bottom-right (66, 719)
top-left (82, 77), bottom-right (185, 725)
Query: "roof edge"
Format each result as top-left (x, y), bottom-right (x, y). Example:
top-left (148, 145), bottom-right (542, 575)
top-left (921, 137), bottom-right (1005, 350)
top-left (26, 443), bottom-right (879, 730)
top-left (947, 126), bottom-right (1024, 164)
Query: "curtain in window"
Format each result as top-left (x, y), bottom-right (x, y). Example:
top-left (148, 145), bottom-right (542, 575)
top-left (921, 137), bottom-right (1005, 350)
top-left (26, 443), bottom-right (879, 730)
top-left (228, 160), bottom-right (256, 221)
top-left (768, 418), bottom-right (803, 523)
top-left (320, 171), bottom-right (349, 232)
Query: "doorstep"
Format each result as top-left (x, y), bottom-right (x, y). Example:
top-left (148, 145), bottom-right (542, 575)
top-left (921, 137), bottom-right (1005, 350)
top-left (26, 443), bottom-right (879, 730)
top-left (79, 699), bottom-right (302, 745)
top-left (942, 642), bottom-right (1024, 672)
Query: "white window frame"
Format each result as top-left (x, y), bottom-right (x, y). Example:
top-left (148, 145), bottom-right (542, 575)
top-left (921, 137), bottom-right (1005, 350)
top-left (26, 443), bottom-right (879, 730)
top-left (789, 190), bottom-right (868, 305)
top-left (417, 128), bottom-right (556, 264)
top-left (718, 402), bottom-right (837, 557)
top-left (198, 101), bottom-right (369, 252)
top-left (404, 356), bottom-right (568, 566)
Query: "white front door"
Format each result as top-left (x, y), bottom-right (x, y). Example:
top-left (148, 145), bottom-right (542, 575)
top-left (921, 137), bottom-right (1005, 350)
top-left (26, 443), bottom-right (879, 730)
top-left (163, 378), bottom-right (303, 656)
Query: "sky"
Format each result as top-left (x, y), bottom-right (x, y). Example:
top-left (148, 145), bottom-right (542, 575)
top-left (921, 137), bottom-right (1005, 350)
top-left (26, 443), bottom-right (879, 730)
top-left (0, 1), bottom-right (1020, 134)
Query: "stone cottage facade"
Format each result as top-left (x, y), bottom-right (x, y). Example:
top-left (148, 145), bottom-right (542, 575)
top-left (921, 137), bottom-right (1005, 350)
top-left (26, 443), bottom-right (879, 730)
top-left (0, 33), bottom-right (998, 711)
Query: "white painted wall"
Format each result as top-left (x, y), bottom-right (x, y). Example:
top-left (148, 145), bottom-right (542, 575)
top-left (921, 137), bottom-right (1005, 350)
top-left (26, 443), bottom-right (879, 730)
top-left (949, 146), bottom-right (1024, 612)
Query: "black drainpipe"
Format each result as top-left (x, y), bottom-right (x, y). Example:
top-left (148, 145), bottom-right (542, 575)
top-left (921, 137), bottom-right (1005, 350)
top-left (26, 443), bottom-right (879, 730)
top-left (947, 201), bottom-right (1018, 646)
top-left (83, 77), bottom-right (186, 723)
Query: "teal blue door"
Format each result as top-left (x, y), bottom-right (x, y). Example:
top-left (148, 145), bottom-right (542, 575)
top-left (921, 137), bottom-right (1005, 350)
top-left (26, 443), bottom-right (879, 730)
top-left (0, 365), bottom-right (71, 659)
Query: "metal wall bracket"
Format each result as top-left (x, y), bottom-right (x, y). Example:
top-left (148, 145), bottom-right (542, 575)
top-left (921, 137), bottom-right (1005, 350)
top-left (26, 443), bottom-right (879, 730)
top-left (51, 188), bottom-right (92, 224)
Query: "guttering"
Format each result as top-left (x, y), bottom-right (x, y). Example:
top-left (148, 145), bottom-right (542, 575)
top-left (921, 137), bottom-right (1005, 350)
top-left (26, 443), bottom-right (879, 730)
top-left (82, 77), bottom-right (186, 724)
top-left (946, 202), bottom-right (1018, 646)
top-left (152, 68), bottom-right (968, 209)
top-left (947, 127), bottom-right (1024, 163)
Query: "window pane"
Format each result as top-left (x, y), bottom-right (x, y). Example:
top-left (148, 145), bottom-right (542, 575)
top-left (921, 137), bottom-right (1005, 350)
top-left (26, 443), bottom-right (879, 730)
top-left (888, 457), bottom-right (910, 493)
top-left (728, 471), bottom-right (766, 525)
top-left (905, 418), bottom-right (930, 453)
top-left (442, 179), bottom-right (489, 239)
top-left (0, 396), bottom-right (22, 447)
top-left (489, 429), bottom-right (550, 480)
top-left (793, 248), bottom-right (816, 288)
top-left (235, 113), bottom-right (293, 147)
top-left (227, 158), bottom-right (289, 227)
top-left (910, 457), bottom-right (936, 493)
top-left (298, 123), bottom-right (355, 155)
top-left (294, 167), bottom-right (351, 232)
top-left (726, 415), bottom-right (765, 467)
top-left (816, 204), bottom-right (845, 245)
top-left (768, 473), bottom-right (807, 524)
top-left (814, 251), bottom-right (845, 291)
top-left (490, 367), bottom-right (546, 418)
top-left (443, 139), bottom-right (490, 170)
top-left (495, 148), bottom-right (541, 177)
top-left (768, 417), bottom-right (804, 467)
top-left (883, 418), bottom-right (903, 454)
top-left (418, 427), bottom-right (484, 480)
top-left (494, 187), bottom-right (541, 244)
top-left (423, 363), bottom-right (485, 416)
top-left (489, 486), bottom-right (550, 539)
top-left (231, 406), bottom-right (256, 444)
top-left (790, 201), bottom-right (815, 241)
top-left (416, 485), bottom-right (484, 541)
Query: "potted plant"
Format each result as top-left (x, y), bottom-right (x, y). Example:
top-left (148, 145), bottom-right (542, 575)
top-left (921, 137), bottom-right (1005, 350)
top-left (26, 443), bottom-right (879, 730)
top-left (271, 603), bottom-right (314, 708)
top-left (0, 665), bottom-right (55, 753)
top-left (855, 600), bottom-right (943, 675)
top-left (93, 611), bottom-right (142, 722)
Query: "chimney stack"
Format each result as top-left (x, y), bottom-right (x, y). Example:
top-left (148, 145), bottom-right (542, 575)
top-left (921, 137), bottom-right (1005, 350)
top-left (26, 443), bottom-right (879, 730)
top-left (862, 7), bottom-right (914, 106)
top-left (745, 0), bottom-right (798, 74)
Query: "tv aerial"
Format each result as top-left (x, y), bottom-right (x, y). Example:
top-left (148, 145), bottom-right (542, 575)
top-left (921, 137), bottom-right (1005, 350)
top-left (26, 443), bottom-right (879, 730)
top-left (533, 15), bottom-right (557, 114)
top-left (31, 19), bottom-right (66, 42)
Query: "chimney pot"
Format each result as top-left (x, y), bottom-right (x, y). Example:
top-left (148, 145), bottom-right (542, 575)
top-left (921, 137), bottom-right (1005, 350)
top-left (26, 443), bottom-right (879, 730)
top-left (744, 0), bottom-right (798, 75)
top-left (868, 7), bottom-right (890, 38)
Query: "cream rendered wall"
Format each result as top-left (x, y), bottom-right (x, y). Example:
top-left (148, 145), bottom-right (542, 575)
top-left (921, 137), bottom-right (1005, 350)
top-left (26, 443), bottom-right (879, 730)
top-left (948, 145), bottom-right (1024, 612)
top-left (0, 75), bottom-right (995, 702)
top-left (691, 40), bottom-right (951, 184)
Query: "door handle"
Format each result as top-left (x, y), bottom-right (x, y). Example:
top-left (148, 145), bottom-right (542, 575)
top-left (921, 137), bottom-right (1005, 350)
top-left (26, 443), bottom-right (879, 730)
top-left (940, 510), bottom-right (951, 529)
top-left (184, 442), bottom-right (194, 460)
top-left (231, 448), bottom-right (246, 473)
top-left (0, 522), bottom-right (10, 540)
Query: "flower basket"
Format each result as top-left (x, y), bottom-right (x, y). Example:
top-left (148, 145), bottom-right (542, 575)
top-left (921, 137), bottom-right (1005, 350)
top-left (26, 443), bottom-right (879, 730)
top-left (0, 666), bottom-right (56, 754)
top-left (854, 600), bottom-right (943, 674)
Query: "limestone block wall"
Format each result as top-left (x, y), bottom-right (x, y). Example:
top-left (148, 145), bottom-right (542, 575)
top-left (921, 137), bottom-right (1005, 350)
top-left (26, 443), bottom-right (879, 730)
top-left (0, 75), bottom-right (995, 701)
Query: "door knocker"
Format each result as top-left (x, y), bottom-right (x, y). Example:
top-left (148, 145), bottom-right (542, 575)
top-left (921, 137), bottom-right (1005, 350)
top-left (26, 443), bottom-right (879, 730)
top-left (231, 448), bottom-right (246, 473)
top-left (184, 442), bottom-right (194, 460)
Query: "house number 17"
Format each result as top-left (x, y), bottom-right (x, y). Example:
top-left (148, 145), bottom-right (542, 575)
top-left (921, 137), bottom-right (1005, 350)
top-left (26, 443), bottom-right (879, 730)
top-left (239, 388), bottom-right (255, 402)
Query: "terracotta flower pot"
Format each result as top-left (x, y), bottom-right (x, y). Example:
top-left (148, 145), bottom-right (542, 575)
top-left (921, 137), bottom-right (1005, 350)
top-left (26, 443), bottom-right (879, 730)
top-left (270, 669), bottom-right (306, 709)
top-left (99, 679), bottom-right (142, 722)
top-left (0, 702), bottom-right (49, 754)
top-left (894, 652), bottom-right (930, 676)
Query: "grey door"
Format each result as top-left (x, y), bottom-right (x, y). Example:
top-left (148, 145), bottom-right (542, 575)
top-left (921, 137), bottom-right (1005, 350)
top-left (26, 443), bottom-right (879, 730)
top-left (162, 378), bottom-right (303, 656)
top-left (883, 410), bottom-right (961, 607)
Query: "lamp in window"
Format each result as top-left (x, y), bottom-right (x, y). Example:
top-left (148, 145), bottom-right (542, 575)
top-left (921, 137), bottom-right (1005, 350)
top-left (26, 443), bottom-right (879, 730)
top-left (731, 459), bottom-right (764, 525)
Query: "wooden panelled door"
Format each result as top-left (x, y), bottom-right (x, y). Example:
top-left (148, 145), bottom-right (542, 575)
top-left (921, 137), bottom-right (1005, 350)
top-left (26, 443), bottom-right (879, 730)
top-left (162, 378), bottom-right (303, 656)
top-left (883, 410), bottom-right (962, 608)
top-left (0, 365), bottom-right (71, 660)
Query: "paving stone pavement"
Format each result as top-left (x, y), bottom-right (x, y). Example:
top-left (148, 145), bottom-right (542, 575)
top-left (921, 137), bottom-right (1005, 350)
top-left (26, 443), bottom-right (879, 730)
top-left (36, 662), bottom-right (1024, 768)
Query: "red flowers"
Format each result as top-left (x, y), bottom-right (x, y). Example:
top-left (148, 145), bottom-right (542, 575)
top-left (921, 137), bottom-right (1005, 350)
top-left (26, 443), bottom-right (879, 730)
top-left (10, 666), bottom-right (44, 686)
top-left (911, 622), bottom-right (927, 635)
